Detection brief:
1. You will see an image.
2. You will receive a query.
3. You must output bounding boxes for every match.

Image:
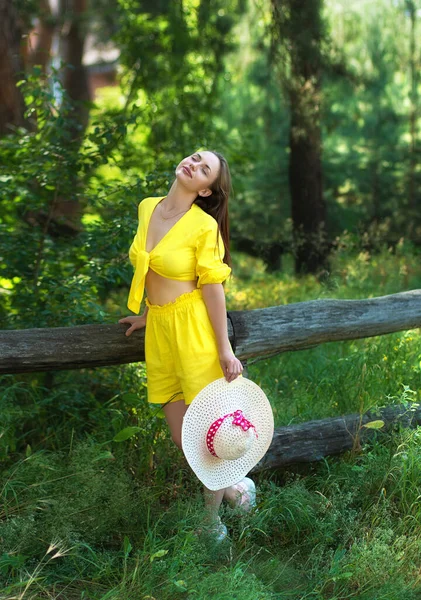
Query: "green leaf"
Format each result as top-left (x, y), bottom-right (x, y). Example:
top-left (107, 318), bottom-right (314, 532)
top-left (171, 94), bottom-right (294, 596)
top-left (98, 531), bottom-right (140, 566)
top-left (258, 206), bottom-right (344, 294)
top-left (92, 451), bottom-right (115, 461)
top-left (362, 420), bottom-right (385, 430)
top-left (0, 553), bottom-right (27, 574)
top-left (123, 536), bottom-right (132, 558)
top-left (121, 392), bottom-right (140, 403)
top-left (113, 427), bottom-right (142, 442)
top-left (332, 572), bottom-right (354, 581)
top-left (173, 580), bottom-right (188, 591)
top-left (154, 407), bottom-right (166, 419)
top-left (150, 549), bottom-right (168, 562)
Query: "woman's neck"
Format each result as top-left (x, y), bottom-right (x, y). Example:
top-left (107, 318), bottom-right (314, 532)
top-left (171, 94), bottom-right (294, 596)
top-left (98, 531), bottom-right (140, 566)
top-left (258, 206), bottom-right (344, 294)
top-left (163, 179), bottom-right (197, 211)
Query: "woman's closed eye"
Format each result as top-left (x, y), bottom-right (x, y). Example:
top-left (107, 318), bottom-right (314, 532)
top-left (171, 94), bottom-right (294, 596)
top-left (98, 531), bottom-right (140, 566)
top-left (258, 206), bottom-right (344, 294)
top-left (192, 154), bottom-right (208, 176)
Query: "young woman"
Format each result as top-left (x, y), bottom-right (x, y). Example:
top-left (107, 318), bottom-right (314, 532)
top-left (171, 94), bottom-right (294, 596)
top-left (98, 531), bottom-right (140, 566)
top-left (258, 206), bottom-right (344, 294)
top-left (119, 150), bottom-right (255, 539)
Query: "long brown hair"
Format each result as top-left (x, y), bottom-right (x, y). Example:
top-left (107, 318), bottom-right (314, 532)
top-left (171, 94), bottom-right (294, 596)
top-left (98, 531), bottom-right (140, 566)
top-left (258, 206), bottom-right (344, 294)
top-left (193, 150), bottom-right (232, 277)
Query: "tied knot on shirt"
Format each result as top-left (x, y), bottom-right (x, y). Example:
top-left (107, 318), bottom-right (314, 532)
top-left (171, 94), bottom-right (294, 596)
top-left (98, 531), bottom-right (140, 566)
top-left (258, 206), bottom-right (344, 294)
top-left (127, 197), bottom-right (232, 314)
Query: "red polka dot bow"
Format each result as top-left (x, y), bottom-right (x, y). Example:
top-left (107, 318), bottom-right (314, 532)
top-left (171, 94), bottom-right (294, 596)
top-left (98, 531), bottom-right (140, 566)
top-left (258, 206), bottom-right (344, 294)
top-left (206, 410), bottom-right (258, 458)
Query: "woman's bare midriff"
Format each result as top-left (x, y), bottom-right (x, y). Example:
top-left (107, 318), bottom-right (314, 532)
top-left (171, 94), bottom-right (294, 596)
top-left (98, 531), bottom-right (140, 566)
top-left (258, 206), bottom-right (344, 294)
top-left (145, 267), bottom-right (198, 306)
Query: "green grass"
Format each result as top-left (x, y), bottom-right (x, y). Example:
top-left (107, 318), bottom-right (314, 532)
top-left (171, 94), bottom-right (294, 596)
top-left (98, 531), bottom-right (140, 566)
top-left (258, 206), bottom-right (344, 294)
top-left (1, 239), bottom-right (421, 599)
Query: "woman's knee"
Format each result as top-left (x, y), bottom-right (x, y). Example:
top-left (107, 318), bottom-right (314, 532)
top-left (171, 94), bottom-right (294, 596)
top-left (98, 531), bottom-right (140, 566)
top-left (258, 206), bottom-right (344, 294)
top-left (162, 399), bottom-right (187, 450)
top-left (170, 432), bottom-right (182, 449)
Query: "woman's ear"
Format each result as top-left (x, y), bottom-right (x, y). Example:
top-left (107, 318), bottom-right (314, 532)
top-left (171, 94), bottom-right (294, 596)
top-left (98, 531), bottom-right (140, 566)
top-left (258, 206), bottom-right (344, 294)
top-left (199, 188), bottom-right (212, 198)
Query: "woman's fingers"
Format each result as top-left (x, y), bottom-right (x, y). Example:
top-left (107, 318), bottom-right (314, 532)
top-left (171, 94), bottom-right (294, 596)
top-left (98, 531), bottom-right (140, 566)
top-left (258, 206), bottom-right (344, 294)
top-left (223, 357), bottom-right (243, 382)
top-left (120, 317), bottom-right (147, 336)
top-left (118, 317), bottom-right (134, 335)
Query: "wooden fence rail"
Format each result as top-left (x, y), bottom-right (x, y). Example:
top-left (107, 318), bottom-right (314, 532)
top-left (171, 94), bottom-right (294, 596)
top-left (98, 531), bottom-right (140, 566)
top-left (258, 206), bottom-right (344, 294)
top-left (1, 289), bottom-right (420, 469)
top-left (252, 402), bottom-right (421, 472)
top-left (0, 289), bottom-right (420, 374)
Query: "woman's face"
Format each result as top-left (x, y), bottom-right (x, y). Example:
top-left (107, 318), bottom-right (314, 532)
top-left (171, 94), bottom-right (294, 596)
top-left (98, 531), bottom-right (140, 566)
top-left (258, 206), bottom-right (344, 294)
top-left (176, 151), bottom-right (221, 196)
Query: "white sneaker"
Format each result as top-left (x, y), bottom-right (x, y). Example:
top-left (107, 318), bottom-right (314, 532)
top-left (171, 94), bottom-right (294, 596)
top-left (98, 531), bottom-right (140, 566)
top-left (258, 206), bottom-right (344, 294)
top-left (195, 515), bottom-right (228, 543)
top-left (226, 477), bottom-right (256, 512)
top-left (209, 516), bottom-right (228, 543)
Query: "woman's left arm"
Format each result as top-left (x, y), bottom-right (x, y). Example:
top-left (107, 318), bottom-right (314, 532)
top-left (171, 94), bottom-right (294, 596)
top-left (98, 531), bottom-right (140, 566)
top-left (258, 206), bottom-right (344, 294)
top-left (201, 283), bottom-right (243, 383)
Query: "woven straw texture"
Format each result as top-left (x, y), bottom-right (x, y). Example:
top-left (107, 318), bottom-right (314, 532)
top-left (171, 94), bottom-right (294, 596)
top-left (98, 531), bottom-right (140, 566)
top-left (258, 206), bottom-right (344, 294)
top-left (181, 377), bottom-right (274, 490)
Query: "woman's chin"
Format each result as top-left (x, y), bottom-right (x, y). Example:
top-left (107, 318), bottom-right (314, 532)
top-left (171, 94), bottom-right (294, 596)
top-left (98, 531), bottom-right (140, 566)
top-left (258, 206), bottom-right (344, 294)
top-left (175, 172), bottom-right (195, 190)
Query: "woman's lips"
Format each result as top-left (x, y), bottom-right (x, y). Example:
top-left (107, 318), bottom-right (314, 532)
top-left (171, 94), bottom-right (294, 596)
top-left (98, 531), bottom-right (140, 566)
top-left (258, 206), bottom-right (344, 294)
top-left (183, 166), bottom-right (192, 177)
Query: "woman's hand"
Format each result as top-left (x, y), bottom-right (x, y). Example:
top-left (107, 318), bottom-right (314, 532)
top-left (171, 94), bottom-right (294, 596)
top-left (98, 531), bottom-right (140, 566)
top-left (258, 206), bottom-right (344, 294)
top-left (219, 348), bottom-right (244, 383)
top-left (118, 314), bottom-right (147, 336)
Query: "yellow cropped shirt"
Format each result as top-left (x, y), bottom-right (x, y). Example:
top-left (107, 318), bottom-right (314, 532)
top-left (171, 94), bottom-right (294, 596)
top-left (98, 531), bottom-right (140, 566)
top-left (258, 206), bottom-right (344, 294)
top-left (127, 196), bottom-right (232, 314)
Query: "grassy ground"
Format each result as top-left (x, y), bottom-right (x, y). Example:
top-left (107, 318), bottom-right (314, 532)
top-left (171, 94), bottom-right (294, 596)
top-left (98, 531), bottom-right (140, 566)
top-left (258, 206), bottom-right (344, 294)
top-left (1, 238), bottom-right (421, 599)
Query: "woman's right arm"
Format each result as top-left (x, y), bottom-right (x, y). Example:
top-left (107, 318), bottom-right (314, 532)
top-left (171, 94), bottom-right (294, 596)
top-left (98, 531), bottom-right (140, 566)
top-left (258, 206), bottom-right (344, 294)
top-left (118, 304), bottom-right (148, 336)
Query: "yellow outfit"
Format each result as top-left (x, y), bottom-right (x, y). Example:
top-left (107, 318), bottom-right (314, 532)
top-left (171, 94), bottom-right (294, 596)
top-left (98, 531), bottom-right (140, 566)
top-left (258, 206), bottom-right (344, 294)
top-left (127, 196), bottom-right (233, 405)
top-left (128, 196), bottom-right (231, 315)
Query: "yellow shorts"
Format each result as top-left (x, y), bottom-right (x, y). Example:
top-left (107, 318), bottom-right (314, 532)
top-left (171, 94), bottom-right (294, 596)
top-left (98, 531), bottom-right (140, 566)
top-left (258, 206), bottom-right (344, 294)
top-left (145, 288), bottom-right (231, 405)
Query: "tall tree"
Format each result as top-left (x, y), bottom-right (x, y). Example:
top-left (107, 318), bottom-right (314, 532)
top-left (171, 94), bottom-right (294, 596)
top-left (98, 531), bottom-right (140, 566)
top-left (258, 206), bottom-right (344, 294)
top-left (26, 0), bottom-right (55, 74)
top-left (405, 0), bottom-right (420, 218)
top-left (0, 0), bottom-right (27, 136)
top-left (217, 0), bottom-right (291, 273)
top-left (59, 0), bottom-right (91, 140)
top-left (271, 0), bottom-right (329, 274)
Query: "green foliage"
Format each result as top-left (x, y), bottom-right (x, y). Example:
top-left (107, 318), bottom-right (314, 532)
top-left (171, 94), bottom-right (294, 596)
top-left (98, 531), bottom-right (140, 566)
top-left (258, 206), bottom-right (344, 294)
top-left (2, 431), bottom-right (421, 597)
top-left (322, 0), bottom-right (421, 243)
top-left (217, 1), bottom-right (291, 253)
top-left (237, 238), bottom-right (421, 426)
top-left (115, 0), bottom-right (245, 160)
top-left (217, 0), bottom-right (421, 262)
top-left (0, 68), bottom-right (145, 330)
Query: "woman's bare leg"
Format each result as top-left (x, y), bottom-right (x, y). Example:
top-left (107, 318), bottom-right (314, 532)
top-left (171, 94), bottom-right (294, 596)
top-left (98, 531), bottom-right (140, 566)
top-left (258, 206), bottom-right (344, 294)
top-left (162, 399), bottom-right (188, 449)
top-left (162, 400), bottom-right (227, 520)
top-left (203, 486), bottom-right (225, 521)
top-left (223, 485), bottom-right (239, 505)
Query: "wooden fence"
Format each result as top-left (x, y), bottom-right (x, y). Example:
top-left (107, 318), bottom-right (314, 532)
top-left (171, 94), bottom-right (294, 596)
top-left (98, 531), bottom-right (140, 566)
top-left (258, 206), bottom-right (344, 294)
top-left (1, 289), bottom-right (421, 470)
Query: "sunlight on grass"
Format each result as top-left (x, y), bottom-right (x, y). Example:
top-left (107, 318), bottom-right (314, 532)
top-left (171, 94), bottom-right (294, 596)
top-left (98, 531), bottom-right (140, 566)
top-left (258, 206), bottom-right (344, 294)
top-left (81, 212), bottom-right (102, 225)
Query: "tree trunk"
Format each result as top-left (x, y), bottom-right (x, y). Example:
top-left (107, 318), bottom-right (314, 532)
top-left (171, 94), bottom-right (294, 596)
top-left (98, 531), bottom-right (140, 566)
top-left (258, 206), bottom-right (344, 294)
top-left (0, 0), bottom-right (27, 136)
top-left (59, 0), bottom-right (91, 140)
top-left (406, 0), bottom-right (419, 214)
top-left (233, 236), bottom-right (286, 272)
top-left (35, 0), bottom-right (91, 236)
top-left (271, 0), bottom-right (329, 275)
top-left (252, 401), bottom-right (421, 473)
top-left (26, 0), bottom-right (55, 74)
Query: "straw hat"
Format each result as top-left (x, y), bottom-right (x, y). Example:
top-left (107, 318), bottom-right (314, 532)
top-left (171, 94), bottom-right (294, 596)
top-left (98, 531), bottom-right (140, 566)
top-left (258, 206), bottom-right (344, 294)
top-left (181, 377), bottom-right (274, 491)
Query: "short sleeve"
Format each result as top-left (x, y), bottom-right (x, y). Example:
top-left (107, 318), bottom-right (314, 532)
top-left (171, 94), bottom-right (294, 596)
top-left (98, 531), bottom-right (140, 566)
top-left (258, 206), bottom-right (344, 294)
top-left (128, 200), bottom-right (144, 268)
top-left (195, 219), bottom-right (231, 287)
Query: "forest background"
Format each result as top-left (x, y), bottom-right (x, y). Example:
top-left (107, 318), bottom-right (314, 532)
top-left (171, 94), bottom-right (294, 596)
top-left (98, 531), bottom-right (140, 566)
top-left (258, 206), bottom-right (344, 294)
top-left (1, 0), bottom-right (421, 598)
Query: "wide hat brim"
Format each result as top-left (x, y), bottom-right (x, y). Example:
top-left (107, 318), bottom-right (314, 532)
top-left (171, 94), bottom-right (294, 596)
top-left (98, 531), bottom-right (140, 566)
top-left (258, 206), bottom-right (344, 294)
top-left (181, 376), bottom-right (274, 491)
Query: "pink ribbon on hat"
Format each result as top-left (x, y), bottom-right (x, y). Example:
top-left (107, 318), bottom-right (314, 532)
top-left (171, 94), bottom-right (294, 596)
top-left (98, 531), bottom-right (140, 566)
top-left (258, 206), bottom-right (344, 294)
top-left (206, 409), bottom-right (258, 458)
